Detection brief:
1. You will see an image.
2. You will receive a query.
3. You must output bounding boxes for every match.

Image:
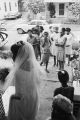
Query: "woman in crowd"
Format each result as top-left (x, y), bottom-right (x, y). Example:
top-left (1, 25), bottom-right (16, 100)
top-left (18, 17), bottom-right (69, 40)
top-left (65, 28), bottom-right (75, 66)
top-left (54, 70), bottom-right (74, 102)
top-left (51, 94), bottom-right (76, 120)
top-left (0, 42), bottom-right (43, 120)
top-left (56, 28), bottom-right (67, 70)
top-left (40, 32), bottom-right (51, 73)
top-left (51, 27), bottom-right (59, 67)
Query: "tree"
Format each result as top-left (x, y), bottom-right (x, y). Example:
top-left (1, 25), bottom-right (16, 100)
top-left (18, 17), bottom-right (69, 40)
top-left (22, 0), bottom-right (45, 14)
top-left (68, 2), bottom-right (80, 20)
top-left (48, 3), bottom-right (55, 18)
top-left (18, 0), bottom-right (24, 12)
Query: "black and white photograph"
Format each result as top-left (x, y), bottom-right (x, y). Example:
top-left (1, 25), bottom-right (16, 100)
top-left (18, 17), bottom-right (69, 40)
top-left (0, 0), bottom-right (80, 120)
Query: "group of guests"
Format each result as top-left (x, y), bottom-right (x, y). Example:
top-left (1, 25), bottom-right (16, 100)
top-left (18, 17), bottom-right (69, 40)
top-left (50, 26), bottom-right (75, 71)
top-left (0, 40), bottom-right (79, 120)
top-left (25, 25), bottom-right (75, 73)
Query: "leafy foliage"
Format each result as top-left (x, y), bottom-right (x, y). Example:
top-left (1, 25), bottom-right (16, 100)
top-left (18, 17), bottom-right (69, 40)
top-left (48, 3), bottom-right (55, 18)
top-left (22, 0), bottom-right (45, 14)
top-left (68, 3), bottom-right (80, 18)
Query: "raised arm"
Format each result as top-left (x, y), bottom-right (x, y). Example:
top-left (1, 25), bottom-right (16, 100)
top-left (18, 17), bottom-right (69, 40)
top-left (0, 70), bottom-right (15, 92)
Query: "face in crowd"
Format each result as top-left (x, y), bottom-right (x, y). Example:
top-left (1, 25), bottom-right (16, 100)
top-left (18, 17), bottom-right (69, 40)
top-left (44, 32), bottom-right (48, 38)
top-left (66, 28), bottom-right (71, 35)
top-left (60, 28), bottom-right (66, 37)
top-left (27, 30), bottom-right (33, 37)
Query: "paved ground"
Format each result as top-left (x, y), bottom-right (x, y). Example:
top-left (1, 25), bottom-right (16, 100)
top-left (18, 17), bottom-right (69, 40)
top-left (36, 57), bottom-right (72, 120)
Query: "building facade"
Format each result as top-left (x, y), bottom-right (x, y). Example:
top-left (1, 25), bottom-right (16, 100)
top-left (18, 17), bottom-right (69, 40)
top-left (0, 0), bottom-right (18, 19)
top-left (44, 0), bottom-right (80, 19)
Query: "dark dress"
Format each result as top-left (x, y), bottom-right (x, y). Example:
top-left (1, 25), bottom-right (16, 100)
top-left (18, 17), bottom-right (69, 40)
top-left (51, 86), bottom-right (75, 120)
top-left (54, 86), bottom-right (74, 102)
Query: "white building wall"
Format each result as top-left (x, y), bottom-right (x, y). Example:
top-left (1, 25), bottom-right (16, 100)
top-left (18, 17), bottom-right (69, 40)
top-left (44, 0), bottom-right (80, 2)
top-left (0, 0), bottom-right (18, 19)
top-left (46, 2), bottom-right (70, 18)
top-left (64, 3), bottom-right (69, 18)
top-left (55, 3), bottom-right (69, 18)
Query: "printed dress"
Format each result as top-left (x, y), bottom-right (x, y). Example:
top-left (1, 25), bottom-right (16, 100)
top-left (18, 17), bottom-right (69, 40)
top-left (57, 35), bottom-right (67, 62)
top-left (0, 91), bottom-right (5, 120)
top-left (42, 37), bottom-right (51, 63)
top-left (51, 32), bottom-right (59, 57)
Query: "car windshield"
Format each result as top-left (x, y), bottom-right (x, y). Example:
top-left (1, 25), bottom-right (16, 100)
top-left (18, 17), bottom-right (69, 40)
top-left (37, 22), bottom-right (43, 25)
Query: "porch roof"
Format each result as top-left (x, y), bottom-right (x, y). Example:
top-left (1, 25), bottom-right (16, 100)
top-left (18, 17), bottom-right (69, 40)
top-left (44, 0), bottom-right (80, 2)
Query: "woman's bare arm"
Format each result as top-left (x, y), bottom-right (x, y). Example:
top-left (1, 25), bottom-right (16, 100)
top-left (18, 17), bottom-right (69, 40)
top-left (0, 72), bottom-right (14, 92)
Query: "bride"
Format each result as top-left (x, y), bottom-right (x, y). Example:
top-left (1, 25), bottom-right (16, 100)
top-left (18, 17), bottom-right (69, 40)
top-left (1, 41), bottom-right (44, 120)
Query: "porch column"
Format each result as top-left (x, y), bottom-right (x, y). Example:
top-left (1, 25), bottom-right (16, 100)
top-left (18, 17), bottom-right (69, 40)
top-left (45, 2), bottom-right (50, 20)
top-left (55, 3), bottom-right (59, 17)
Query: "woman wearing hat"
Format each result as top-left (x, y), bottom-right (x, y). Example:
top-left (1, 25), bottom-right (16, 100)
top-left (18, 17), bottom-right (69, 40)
top-left (40, 32), bottom-right (51, 73)
top-left (54, 70), bottom-right (74, 102)
top-left (56, 28), bottom-right (67, 70)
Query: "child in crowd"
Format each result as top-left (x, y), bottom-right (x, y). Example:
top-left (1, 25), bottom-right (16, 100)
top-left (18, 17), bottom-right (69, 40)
top-left (40, 32), bottom-right (51, 73)
top-left (0, 68), bottom-right (9, 120)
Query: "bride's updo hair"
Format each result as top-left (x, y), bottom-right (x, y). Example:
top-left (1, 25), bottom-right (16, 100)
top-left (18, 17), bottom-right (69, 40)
top-left (11, 41), bottom-right (24, 61)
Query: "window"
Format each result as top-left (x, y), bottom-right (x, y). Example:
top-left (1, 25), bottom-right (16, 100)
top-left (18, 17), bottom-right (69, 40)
top-left (4, 2), bottom-right (7, 12)
top-left (59, 3), bottom-right (64, 15)
top-left (9, 2), bottom-right (11, 11)
top-left (37, 22), bottom-right (43, 25)
top-left (69, 2), bottom-right (73, 5)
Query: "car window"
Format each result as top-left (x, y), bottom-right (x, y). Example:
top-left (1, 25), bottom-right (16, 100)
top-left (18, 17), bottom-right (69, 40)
top-left (37, 21), bottom-right (43, 25)
top-left (30, 21), bottom-right (37, 25)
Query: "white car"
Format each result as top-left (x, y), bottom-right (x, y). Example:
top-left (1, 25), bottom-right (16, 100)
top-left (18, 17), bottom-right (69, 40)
top-left (13, 20), bottom-right (48, 34)
top-left (28, 20), bottom-right (49, 31)
top-left (13, 23), bottom-right (33, 34)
